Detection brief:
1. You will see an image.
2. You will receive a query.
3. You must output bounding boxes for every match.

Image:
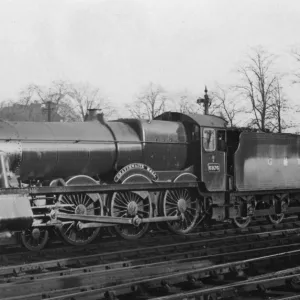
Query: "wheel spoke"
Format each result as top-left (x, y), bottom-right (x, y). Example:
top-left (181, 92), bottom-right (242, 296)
top-left (185, 209), bottom-right (194, 220)
top-left (61, 195), bottom-right (73, 205)
top-left (59, 207), bottom-right (76, 214)
top-left (135, 196), bottom-right (144, 204)
top-left (71, 194), bottom-right (79, 206)
top-left (86, 207), bottom-right (96, 213)
top-left (115, 209), bottom-right (128, 215)
top-left (137, 209), bottom-right (149, 215)
top-left (166, 200), bottom-right (178, 206)
top-left (82, 194), bottom-right (90, 206)
top-left (166, 206), bottom-right (177, 214)
top-left (186, 207), bottom-right (197, 212)
top-left (174, 190), bottom-right (180, 201)
top-left (166, 193), bottom-right (178, 204)
top-left (115, 197), bottom-right (126, 207)
top-left (113, 204), bottom-right (128, 210)
top-left (120, 192), bottom-right (130, 204)
top-left (64, 222), bottom-right (75, 235)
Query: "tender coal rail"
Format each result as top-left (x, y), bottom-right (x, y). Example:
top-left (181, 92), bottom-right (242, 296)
top-left (1, 225), bottom-right (300, 299)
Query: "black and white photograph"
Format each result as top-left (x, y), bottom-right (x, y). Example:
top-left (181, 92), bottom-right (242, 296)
top-left (0, 0), bottom-right (300, 299)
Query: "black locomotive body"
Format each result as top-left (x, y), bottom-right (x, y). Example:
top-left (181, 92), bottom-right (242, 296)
top-left (0, 110), bottom-right (299, 250)
top-left (0, 118), bottom-right (190, 182)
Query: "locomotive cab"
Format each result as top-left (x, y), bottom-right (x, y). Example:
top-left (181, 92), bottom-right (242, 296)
top-left (155, 112), bottom-right (228, 192)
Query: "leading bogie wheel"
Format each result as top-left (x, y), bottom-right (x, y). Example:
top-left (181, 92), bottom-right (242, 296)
top-left (110, 174), bottom-right (153, 240)
top-left (57, 175), bottom-right (103, 246)
top-left (20, 227), bottom-right (49, 251)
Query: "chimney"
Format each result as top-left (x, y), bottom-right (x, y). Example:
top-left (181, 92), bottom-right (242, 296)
top-left (84, 109), bottom-right (105, 123)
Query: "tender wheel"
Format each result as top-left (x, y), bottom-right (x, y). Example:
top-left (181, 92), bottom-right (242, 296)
top-left (233, 217), bottom-right (251, 228)
top-left (21, 228), bottom-right (49, 251)
top-left (268, 196), bottom-right (287, 225)
top-left (233, 196), bottom-right (254, 228)
top-left (268, 213), bottom-right (284, 224)
top-left (110, 174), bottom-right (153, 240)
top-left (57, 176), bottom-right (103, 246)
top-left (160, 188), bottom-right (199, 235)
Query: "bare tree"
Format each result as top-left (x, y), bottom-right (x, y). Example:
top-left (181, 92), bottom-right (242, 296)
top-left (210, 86), bottom-right (244, 127)
top-left (19, 80), bottom-right (80, 121)
top-left (270, 77), bottom-right (293, 133)
top-left (57, 99), bottom-right (81, 122)
top-left (235, 47), bottom-right (278, 132)
top-left (172, 90), bottom-right (200, 114)
top-left (126, 83), bottom-right (167, 120)
top-left (291, 48), bottom-right (300, 84)
top-left (68, 83), bottom-right (116, 121)
top-left (20, 80), bottom-right (70, 105)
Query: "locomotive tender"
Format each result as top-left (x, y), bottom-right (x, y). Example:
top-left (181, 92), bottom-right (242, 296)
top-left (0, 110), bottom-right (300, 250)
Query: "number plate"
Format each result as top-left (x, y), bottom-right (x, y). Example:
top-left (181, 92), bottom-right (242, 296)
top-left (207, 163), bottom-right (220, 172)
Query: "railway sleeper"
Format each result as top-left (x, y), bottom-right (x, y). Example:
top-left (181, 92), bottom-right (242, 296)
top-left (2, 252), bottom-right (300, 299)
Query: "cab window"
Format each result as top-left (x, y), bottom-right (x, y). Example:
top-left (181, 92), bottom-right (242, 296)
top-left (191, 124), bottom-right (200, 141)
top-left (203, 128), bottom-right (216, 152)
top-left (217, 130), bottom-right (226, 151)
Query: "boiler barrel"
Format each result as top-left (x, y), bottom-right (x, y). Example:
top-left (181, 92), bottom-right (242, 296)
top-left (0, 120), bottom-right (141, 181)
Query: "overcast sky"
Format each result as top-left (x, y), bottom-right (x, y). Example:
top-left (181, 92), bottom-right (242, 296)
top-left (0, 0), bottom-right (300, 109)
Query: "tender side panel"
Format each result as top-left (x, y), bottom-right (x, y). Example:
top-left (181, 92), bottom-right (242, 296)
top-left (234, 132), bottom-right (300, 191)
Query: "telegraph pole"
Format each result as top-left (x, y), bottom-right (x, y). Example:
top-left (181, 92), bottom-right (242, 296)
top-left (197, 86), bottom-right (211, 115)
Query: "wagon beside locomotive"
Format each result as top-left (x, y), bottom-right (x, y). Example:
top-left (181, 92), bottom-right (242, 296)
top-left (0, 110), bottom-right (299, 250)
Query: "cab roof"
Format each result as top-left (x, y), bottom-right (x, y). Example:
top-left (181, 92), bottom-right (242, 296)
top-left (155, 112), bottom-right (227, 128)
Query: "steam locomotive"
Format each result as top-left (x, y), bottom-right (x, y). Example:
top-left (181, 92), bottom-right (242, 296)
top-left (0, 110), bottom-right (300, 251)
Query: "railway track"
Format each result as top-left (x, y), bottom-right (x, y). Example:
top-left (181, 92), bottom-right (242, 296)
top-left (1, 220), bottom-right (300, 299)
top-left (149, 264), bottom-right (300, 300)
top-left (1, 218), bottom-right (300, 265)
top-left (2, 245), bottom-right (300, 299)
